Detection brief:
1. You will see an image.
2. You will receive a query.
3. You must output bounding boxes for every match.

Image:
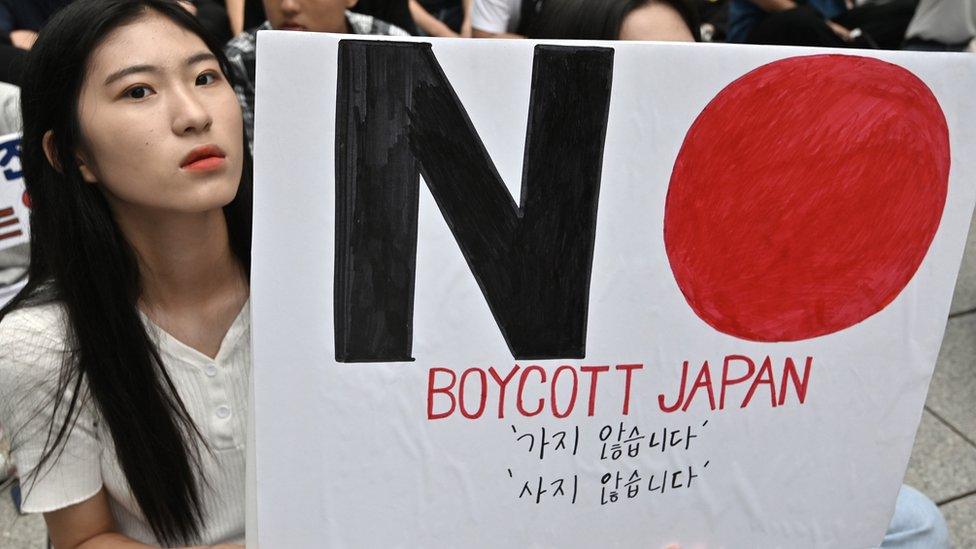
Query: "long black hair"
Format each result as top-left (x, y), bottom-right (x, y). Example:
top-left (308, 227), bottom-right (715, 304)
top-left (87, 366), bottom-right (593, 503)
top-left (519, 0), bottom-right (701, 42)
top-left (0, 0), bottom-right (252, 544)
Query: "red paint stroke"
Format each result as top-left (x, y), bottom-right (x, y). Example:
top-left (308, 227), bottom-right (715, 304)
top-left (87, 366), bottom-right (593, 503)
top-left (664, 55), bottom-right (950, 342)
top-left (22, 191), bottom-right (30, 209)
top-left (0, 205), bottom-right (20, 241)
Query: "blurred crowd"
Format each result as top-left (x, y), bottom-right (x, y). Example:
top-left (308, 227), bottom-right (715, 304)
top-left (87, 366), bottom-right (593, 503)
top-left (0, 0), bottom-right (971, 141)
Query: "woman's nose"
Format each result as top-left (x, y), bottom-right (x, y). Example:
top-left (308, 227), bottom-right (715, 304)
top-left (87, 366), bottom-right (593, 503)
top-left (171, 88), bottom-right (213, 135)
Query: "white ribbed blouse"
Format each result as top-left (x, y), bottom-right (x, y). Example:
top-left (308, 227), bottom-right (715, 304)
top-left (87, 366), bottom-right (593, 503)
top-left (0, 301), bottom-right (250, 546)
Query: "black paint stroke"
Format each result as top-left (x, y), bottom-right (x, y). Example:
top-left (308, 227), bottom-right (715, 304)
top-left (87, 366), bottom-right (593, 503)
top-left (335, 41), bottom-right (614, 362)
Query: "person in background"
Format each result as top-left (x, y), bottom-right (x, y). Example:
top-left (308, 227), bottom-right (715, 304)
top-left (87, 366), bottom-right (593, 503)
top-left (0, 0), bottom-right (253, 545)
top-left (410, 0), bottom-right (472, 37)
top-left (0, 85), bottom-right (24, 314)
top-left (179, 0), bottom-right (235, 44)
top-left (0, 0), bottom-right (238, 86)
top-left (0, 0), bottom-right (71, 85)
top-left (0, 80), bottom-right (17, 132)
top-left (0, 0), bottom-right (230, 50)
top-left (473, 0), bottom-right (699, 41)
top-left (0, 0), bottom-right (69, 50)
top-left (353, 0), bottom-right (418, 34)
top-left (520, 0), bottom-right (699, 40)
top-left (470, 0), bottom-right (527, 37)
top-left (0, 42), bottom-right (24, 86)
top-left (904, 0), bottom-right (976, 51)
top-left (224, 0), bottom-right (267, 36)
top-left (727, 0), bottom-right (918, 49)
top-left (225, 0), bottom-right (409, 151)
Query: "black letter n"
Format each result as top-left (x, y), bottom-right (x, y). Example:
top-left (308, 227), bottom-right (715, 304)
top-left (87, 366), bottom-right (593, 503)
top-left (335, 41), bottom-right (613, 362)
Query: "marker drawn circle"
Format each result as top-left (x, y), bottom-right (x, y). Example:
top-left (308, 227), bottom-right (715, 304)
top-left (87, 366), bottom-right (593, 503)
top-left (664, 55), bottom-right (950, 342)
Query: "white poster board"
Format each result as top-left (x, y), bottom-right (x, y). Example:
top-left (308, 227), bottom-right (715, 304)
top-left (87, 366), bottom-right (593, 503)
top-left (251, 34), bottom-right (976, 548)
top-left (0, 132), bottom-right (27, 307)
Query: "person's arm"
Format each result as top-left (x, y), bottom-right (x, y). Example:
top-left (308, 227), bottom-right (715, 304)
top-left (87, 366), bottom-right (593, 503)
top-left (825, 19), bottom-right (852, 40)
top-left (225, 0), bottom-right (246, 36)
top-left (46, 491), bottom-right (243, 549)
top-left (1, 0), bottom-right (36, 49)
top-left (409, 0), bottom-right (458, 37)
top-left (176, 0), bottom-right (198, 15)
top-left (748, 0), bottom-right (797, 12)
top-left (460, 0), bottom-right (473, 37)
top-left (45, 489), bottom-right (153, 549)
top-left (8, 29), bottom-right (36, 49)
top-left (471, 28), bottom-right (522, 37)
top-left (748, 0), bottom-right (851, 40)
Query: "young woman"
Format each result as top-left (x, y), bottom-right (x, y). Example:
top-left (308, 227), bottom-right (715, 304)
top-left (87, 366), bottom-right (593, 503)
top-left (0, 0), bottom-right (251, 547)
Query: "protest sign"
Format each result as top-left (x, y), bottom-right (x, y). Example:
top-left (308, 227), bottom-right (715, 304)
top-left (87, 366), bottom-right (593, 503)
top-left (0, 133), bottom-right (27, 308)
top-left (0, 133), bottom-right (26, 250)
top-left (250, 34), bottom-right (976, 547)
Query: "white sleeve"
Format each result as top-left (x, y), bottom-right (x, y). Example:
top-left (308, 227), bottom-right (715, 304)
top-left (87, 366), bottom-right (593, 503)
top-left (0, 307), bottom-right (102, 513)
top-left (471, 0), bottom-right (521, 34)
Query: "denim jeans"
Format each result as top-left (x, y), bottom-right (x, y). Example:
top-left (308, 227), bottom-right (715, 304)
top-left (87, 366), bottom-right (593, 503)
top-left (882, 485), bottom-right (949, 548)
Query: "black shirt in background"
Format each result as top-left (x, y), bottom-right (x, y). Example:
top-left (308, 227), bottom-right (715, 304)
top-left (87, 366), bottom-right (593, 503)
top-left (352, 0), bottom-right (418, 35)
top-left (0, 0), bottom-right (71, 35)
top-left (419, 0), bottom-right (460, 13)
top-left (241, 0), bottom-right (265, 32)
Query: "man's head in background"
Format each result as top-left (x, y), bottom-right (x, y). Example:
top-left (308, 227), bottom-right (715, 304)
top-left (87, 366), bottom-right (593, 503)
top-left (262, 0), bottom-right (358, 32)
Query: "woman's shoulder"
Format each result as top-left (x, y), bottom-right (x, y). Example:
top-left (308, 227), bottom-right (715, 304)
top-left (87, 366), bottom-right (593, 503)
top-left (0, 301), bottom-right (71, 370)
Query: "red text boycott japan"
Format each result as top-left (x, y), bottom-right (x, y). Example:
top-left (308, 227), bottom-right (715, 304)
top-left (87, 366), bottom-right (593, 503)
top-left (428, 356), bottom-right (812, 420)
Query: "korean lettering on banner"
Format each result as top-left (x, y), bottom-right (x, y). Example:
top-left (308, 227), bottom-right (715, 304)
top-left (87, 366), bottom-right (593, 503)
top-left (0, 133), bottom-right (27, 251)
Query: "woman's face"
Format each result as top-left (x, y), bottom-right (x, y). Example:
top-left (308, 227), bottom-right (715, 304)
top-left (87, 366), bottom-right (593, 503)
top-left (262, 0), bottom-right (356, 33)
top-left (74, 11), bottom-right (244, 216)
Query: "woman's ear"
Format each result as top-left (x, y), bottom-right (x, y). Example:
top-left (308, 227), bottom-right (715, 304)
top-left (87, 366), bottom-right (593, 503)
top-left (41, 130), bottom-right (62, 172)
top-left (43, 129), bottom-right (97, 183)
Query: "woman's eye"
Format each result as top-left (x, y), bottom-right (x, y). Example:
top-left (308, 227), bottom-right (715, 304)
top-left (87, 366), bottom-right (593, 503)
top-left (196, 72), bottom-right (217, 86)
top-left (125, 86), bottom-right (153, 100)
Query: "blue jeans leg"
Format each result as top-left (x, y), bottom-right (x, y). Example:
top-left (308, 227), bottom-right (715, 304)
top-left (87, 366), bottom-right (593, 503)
top-left (881, 485), bottom-right (949, 548)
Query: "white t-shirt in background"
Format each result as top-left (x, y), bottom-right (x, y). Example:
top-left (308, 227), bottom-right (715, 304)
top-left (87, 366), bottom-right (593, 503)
top-left (471, 0), bottom-right (523, 33)
top-left (906, 0), bottom-right (976, 45)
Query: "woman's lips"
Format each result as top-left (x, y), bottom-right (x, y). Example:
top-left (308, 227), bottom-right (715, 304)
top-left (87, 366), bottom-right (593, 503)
top-left (184, 156), bottom-right (226, 171)
top-left (181, 144), bottom-right (226, 172)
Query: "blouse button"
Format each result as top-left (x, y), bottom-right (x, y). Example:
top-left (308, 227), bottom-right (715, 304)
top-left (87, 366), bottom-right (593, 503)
top-left (205, 364), bottom-right (218, 377)
top-left (216, 405), bottom-right (231, 419)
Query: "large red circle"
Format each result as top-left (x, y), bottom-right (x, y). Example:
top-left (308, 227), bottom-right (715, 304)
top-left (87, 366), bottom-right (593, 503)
top-left (664, 55), bottom-right (950, 342)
